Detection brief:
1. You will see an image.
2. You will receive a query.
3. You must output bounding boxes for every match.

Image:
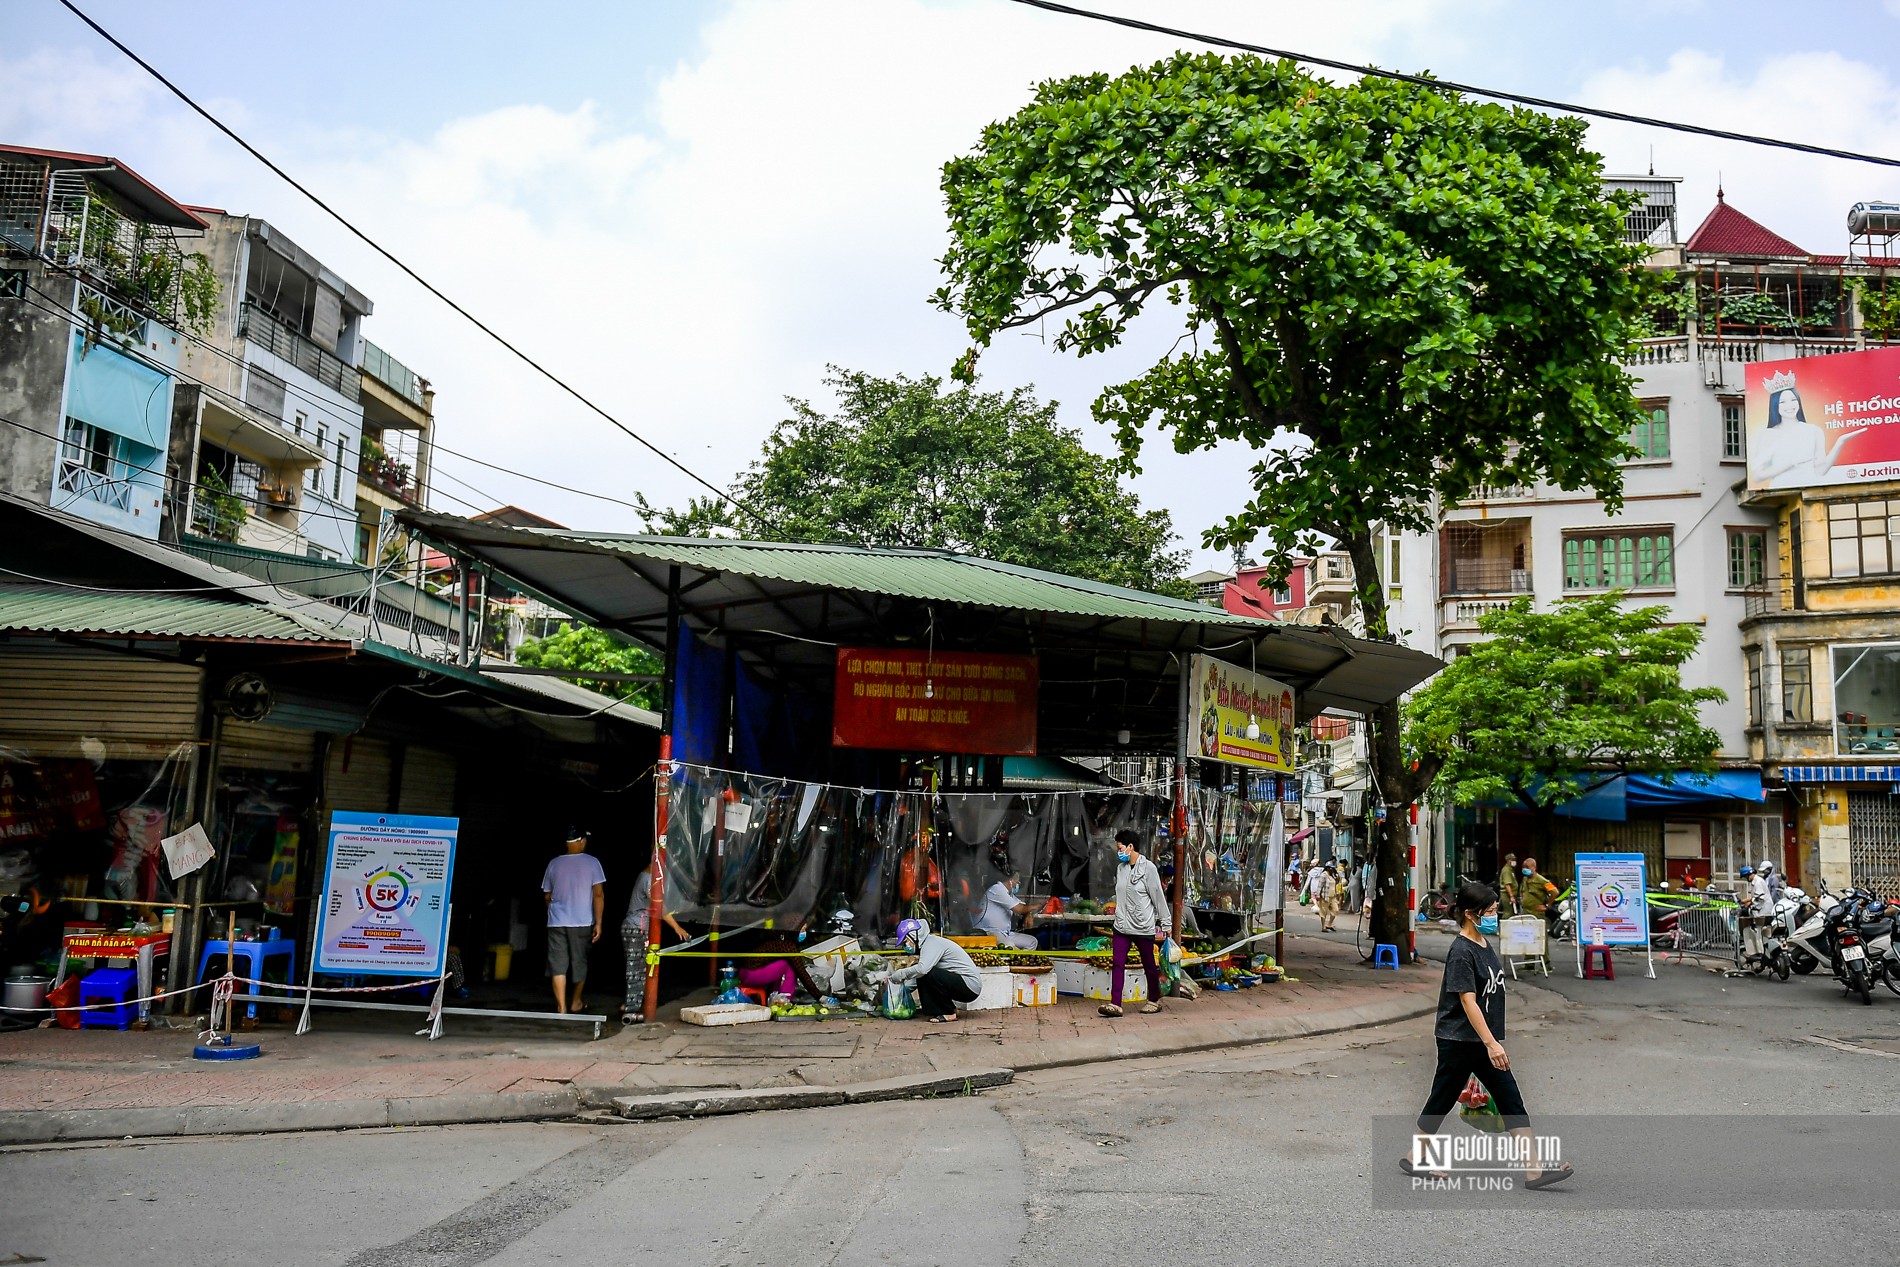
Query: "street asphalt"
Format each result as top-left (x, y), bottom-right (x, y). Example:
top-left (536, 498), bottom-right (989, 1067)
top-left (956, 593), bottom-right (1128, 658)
top-left (6, 911), bottom-right (1899, 1265)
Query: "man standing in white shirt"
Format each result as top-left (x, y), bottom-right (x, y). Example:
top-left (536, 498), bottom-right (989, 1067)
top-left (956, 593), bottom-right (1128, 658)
top-left (543, 827), bottom-right (607, 1014)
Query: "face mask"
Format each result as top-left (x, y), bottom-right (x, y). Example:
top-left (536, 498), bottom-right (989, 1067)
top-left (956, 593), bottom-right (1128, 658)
top-left (796, 930), bottom-right (807, 944)
top-left (1521, 867), bottom-right (1533, 876)
top-left (1117, 851), bottom-right (1131, 864)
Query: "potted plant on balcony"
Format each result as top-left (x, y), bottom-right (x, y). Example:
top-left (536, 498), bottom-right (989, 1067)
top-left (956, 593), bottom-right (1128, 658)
top-left (194, 467), bottom-right (249, 542)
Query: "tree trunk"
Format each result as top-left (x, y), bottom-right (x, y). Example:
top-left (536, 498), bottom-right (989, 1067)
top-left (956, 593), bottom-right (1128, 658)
top-left (1340, 528), bottom-right (1426, 958)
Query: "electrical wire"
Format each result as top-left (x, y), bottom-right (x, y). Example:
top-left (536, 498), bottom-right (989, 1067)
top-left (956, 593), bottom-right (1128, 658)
top-left (58, 0), bottom-right (782, 533)
top-left (1007, 0), bottom-right (1900, 170)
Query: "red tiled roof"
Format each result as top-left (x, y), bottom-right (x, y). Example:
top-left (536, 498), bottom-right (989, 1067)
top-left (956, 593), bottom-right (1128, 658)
top-left (0, 143), bottom-right (206, 230)
top-left (1684, 195), bottom-right (1807, 260)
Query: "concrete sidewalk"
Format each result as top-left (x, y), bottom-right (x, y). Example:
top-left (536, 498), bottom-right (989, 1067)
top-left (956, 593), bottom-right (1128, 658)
top-left (0, 928), bottom-right (1435, 1144)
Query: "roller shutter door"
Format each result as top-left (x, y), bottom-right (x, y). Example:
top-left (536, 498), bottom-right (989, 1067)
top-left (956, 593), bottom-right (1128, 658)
top-left (324, 735), bottom-right (393, 816)
top-left (397, 746), bottom-right (458, 817)
top-left (218, 721), bottom-right (317, 772)
top-left (1849, 790), bottom-right (1900, 894)
top-left (0, 645), bottom-right (200, 758)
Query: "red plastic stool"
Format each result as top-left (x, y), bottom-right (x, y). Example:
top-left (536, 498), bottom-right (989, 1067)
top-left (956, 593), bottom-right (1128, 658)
top-left (739, 987), bottom-right (768, 1006)
top-left (1582, 945), bottom-right (1615, 980)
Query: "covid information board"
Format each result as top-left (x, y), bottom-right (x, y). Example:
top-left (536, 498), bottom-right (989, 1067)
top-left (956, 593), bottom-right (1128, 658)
top-left (1574, 852), bottom-right (1649, 946)
top-left (313, 812), bottom-right (458, 977)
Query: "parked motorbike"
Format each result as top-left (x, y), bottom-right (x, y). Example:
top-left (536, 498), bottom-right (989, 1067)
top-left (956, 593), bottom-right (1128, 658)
top-left (1547, 893), bottom-right (1576, 943)
top-left (1825, 888), bottom-right (1876, 1005)
top-left (1779, 886), bottom-right (1830, 977)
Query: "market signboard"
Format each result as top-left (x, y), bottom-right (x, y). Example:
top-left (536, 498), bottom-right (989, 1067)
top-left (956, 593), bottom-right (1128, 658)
top-left (832, 648), bottom-right (1038, 755)
top-left (1188, 653), bottom-right (1295, 772)
top-left (313, 812), bottom-right (458, 977)
top-left (1746, 345), bottom-right (1900, 491)
top-left (1574, 852), bottom-right (1649, 947)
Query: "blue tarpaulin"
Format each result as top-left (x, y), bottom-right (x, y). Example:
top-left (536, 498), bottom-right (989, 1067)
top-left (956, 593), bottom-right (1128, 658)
top-left (1493, 769), bottom-right (1764, 822)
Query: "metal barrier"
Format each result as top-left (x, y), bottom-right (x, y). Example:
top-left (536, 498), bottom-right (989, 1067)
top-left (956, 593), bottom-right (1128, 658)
top-left (1653, 896), bottom-right (1740, 967)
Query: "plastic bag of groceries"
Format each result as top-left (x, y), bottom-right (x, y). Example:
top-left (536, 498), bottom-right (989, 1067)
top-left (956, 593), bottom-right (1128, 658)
top-left (1457, 1074), bottom-right (1505, 1132)
top-left (878, 979), bottom-right (917, 1020)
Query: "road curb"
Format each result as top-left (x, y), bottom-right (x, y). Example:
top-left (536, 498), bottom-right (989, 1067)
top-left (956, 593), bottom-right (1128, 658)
top-left (0, 1086), bottom-right (581, 1147)
top-left (609, 1068), bottom-right (1016, 1120)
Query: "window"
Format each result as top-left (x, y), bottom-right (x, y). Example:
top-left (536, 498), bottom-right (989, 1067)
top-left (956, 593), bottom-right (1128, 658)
top-left (1781, 647), bottom-right (1812, 723)
top-left (334, 435), bottom-right (346, 499)
top-left (1629, 401), bottom-right (1670, 460)
top-left (1746, 649), bottom-right (1763, 727)
top-left (1563, 529), bottom-right (1675, 590)
top-left (1833, 644), bottom-right (1900, 755)
top-left (60, 417), bottom-right (116, 477)
top-left (1727, 529), bottom-right (1767, 589)
top-left (1271, 586), bottom-right (1293, 605)
top-left (310, 424), bottom-right (328, 493)
top-left (1721, 400), bottom-right (1745, 460)
top-left (1388, 538), bottom-right (1402, 598)
top-left (293, 411), bottom-right (306, 437)
top-left (1826, 499), bottom-right (1900, 578)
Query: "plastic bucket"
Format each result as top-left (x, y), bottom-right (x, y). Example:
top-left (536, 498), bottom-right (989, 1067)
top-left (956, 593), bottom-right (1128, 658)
top-left (3, 974), bottom-right (52, 1012)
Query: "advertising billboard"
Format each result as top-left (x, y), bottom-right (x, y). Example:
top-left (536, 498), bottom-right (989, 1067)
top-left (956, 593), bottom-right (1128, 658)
top-left (832, 647), bottom-right (1038, 755)
top-left (1746, 345), bottom-right (1900, 491)
top-left (1188, 653), bottom-right (1296, 772)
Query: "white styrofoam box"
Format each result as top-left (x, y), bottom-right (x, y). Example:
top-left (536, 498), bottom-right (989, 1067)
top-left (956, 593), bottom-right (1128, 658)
top-left (965, 965), bottom-right (1015, 1011)
top-left (1053, 958), bottom-right (1147, 1003)
top-left (1012, 969), bottom-right (1057, 1006)
top-left (679, 1002), bottom-right (773, 1026)
top-left (802, 935), bottom-right (858, 995)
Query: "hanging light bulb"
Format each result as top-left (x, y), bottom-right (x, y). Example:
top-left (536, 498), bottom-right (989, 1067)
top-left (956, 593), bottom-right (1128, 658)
top-left (1246, 714), bottom-right (1261, 741)
top-left (1116, 728), bottom-right (1131, 746)
top-left (925, 679), bottom-right (934, 699)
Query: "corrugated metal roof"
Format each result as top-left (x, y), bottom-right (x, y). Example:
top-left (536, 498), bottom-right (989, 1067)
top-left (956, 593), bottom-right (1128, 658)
top-left (552, 532), bottom-right (1270, 625)
top-left (0, 583), bottom-right (343, 643)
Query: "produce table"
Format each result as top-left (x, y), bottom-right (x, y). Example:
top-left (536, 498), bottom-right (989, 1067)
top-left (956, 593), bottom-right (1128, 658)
top-left (52, 930), bottom-right (173, 1022)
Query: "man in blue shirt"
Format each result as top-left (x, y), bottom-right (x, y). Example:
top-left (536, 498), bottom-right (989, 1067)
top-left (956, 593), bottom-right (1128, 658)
top-left (542, 827), bottom-right (607, 1014)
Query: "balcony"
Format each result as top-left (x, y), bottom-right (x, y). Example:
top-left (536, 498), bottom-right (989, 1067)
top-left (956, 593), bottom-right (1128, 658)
top-left (1441, 557), bottom-right (1532, 597)
top-left (1441, 598), bottom-right (1518, 628)
top-left (360, 340), bottom-right (425, 409)
top-left (238, 302), bottom-right (360, 398)
top-left (1307, 553), bottom-right (1355, 602)
top-left (1742, 580), bottom-right (1793, 618)
top-left (56, 457), bottom-right (134, 512)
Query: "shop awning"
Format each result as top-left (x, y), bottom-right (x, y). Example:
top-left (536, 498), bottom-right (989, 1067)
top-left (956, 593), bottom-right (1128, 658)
top-left (1000, 755), bottom-right (1108, 789)
top-left (1625, 770), bottom-right (1765, 807)
top-left (0, 581), bottom-right (349, 645)
top-left (66, 333), bottom-right (171, 452)
top-left (1782, 765), bottom-right (1900, 783)
top-left (396, 511), bottom-right (1444, 753)
top-left (1288, 826), bottom-right (1316, 845)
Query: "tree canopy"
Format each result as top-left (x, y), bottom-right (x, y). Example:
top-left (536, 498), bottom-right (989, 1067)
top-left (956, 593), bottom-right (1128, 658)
top-left (640, 367), bottom-right (1190, 595)
top-left (1402, 595), bottom-right (1725, 828)
top-left (934, 52), bottom-right (1653, 948)
top-left (514, 623), bottom-right (662, 710)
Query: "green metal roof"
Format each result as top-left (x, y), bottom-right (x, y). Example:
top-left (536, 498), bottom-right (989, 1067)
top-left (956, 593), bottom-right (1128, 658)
top-left (0, 583), bottom-right (346, 643)
top-left (550, 533), bottom-right (1258, 624)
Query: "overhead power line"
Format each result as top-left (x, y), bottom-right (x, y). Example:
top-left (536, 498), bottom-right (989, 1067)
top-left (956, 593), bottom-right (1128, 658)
top-left (1007, 0), bottom-right (1900, 170)
top-left (58, 0), bottom-right (779, 532)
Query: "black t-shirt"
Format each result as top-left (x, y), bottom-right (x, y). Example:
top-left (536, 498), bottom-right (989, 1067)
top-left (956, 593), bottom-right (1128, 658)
top-left (1435, 934), bottom-right (1506, 1043)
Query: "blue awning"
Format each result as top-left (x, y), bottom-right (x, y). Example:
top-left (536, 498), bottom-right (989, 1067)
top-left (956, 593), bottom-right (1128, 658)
top-left (1625, 770), bottom-right (1764, 807)
top-left (1783, 765), bottom-right (1900, 783)
top-left (67, 333), bottom-right (170, 451)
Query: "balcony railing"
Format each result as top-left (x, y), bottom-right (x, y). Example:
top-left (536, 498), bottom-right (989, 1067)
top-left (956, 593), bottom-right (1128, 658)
top-left (1625, 337), bottom-right (1689, 366)
top-left (239, 302), bottom-right (360, 398)
top-left (361, 464), bottom-right (419, 505)
top-left (1441, 598), bottom-right (1517, 626)
top-left (56, 458), bottom-right (133, 511)
top-left (360, 340), bottom-right (425, 409)
top-left (1742, 580), bottom-right (1791, 618)
top-left (1442, 558), bottom-right (1532, 596)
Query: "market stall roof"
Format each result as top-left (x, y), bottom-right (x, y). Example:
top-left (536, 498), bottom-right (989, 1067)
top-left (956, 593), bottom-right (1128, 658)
top-left (398, 512), bottom-right (1444, 751)
top-left (0, 581), bottom-right (349, 645)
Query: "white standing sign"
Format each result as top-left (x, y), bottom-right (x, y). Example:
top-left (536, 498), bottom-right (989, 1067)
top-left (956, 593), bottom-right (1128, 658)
top-left (1574, 851), bottom-right (1654, 979)
top-left (313, 812), bottom-right (458, 977)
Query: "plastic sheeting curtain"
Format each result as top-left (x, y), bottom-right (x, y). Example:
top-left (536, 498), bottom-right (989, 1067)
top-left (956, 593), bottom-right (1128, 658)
top-left (659, 764), bottom-right (1281, 942)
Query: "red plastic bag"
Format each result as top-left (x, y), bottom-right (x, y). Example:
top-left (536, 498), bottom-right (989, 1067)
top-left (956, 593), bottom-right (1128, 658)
top-left (46, 975), bottom-right (82, 1029)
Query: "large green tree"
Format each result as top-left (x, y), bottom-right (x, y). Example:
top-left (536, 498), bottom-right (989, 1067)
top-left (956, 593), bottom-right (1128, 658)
top-left (935, 52), bottom-right (1649, 950)
top-left (641, 367), bottom-right (1190, 595)
top-left (1403, 595), bottom-right (1725, 856)
top-left (515, 623), bottom-right (663, 710)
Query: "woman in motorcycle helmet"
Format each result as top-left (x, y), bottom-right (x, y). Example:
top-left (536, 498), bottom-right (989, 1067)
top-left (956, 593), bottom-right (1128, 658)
top-left (886, 918), bottom-right (983, 1022)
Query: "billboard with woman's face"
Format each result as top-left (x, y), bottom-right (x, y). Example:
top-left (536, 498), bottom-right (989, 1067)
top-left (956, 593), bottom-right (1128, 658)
top-left (1746, 346), bottom-right (1900, 491)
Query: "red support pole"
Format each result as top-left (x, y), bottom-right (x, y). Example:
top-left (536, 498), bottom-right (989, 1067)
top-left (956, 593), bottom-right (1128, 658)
top-left (1406, 836), bottom-right (1418, 962)
top-left (642, 734), bottom-right (672, 1023)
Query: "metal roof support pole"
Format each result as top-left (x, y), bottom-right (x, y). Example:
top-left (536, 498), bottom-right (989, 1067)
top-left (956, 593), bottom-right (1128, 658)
top-left (642, 565), bottom-right (682, 1023)
top-left (1172, 653), bottom-right (1189, 936)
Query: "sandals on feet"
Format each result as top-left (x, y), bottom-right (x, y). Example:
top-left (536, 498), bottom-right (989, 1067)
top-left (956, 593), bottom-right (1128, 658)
top-left (1098, 1003), bottom-right (1123, 1017)
top-left (1525, 1164), bottom-right (1575, 1190)
top-left (1140, 1002), bottom-right (1162, 1014)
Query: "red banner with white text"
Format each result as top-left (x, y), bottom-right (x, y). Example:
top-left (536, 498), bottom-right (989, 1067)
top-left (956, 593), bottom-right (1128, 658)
top-left (832, 647), bottom-right (1038, 755)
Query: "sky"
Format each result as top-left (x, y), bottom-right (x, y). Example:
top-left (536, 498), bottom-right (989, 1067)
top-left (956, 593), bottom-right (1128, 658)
top-left (6, 0), bottom-right (1900, 573)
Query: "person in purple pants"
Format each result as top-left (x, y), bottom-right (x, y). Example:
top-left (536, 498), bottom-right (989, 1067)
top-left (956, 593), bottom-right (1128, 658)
top-left (1100, 828), bottom-right (1171, 1018)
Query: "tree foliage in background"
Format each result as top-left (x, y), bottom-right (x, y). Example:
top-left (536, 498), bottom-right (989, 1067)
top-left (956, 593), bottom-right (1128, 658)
top-left (934, 52), bottom-right (1651, 950)
top-left (515, 623), bottom-right (662, 710)
top-left (639, 367), bottom-right (1191, 595)
top-left (1403, 595), bottom-right (1724, 852)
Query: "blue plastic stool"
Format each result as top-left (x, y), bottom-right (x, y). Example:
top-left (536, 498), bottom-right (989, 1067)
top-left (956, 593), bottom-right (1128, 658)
top-left (1373, 943), bottom-right (1401, 970)
top-left (195, 939), bottom-right (297, 1020)
top-left (78, 967), bottom-right (138, 1029)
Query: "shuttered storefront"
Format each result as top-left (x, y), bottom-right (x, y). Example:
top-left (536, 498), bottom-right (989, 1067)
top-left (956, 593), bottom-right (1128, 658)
top-left (325, 735), bottom-right (394, 816)
top-left (218, 721), bottom-right (318, 773)
top-left (397, 746), bottom-right (458, 817)
top-left (0, 645), bottom-right (200, 758)
top-left (1848, 790), bottom-right (1900, 894)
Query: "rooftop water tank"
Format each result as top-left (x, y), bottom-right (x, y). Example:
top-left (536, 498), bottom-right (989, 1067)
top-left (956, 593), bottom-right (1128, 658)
top-left (1848, 201), bottom-right (1900, 236)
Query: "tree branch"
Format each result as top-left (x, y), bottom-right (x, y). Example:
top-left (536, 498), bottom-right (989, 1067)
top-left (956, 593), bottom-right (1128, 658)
top-left (994, 268), bottom-right (1197, 333)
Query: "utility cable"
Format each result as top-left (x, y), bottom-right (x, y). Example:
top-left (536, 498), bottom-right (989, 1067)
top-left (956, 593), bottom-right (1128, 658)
top-left (58, 0), bottom-right (781, 532)
top-left (1007, 0), bottom-right (1900, 170)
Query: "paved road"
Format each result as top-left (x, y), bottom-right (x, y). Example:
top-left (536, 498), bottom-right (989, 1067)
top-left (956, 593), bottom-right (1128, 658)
top-left (7, 952), bottom-right (1899, 1265)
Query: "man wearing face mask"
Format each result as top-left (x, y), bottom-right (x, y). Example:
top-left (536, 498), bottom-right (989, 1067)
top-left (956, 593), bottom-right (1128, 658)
top-left (978, 869), bottom-right (1039, 949)
top-left (1516, 857), bottom-right (1560, 922)
top-left (1101, 828), bottom-right (1171, 1018)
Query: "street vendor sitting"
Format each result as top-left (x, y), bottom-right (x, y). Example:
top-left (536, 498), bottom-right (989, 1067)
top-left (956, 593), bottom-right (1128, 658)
top-left (977, 870), bottom-right (1039, 950)
top-left (888, 917), bottom-right (982, 1023)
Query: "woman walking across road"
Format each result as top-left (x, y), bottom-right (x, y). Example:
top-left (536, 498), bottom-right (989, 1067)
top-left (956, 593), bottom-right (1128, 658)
top-left (1098, 828), bottom-right (1171, 1018)
top-left (1307, 861), bottom-right (1341, 931)
top-left (1401, 880), bottom-right (1573, 1189)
